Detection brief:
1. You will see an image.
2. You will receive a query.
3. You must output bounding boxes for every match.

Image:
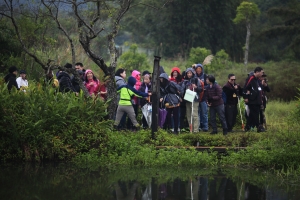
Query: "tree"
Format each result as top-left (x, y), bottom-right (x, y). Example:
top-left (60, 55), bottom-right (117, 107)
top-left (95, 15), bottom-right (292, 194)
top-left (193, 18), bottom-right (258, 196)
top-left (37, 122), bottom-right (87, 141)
top-left (118, 44), bottom-right (150, 71)
top-left (260, 0), bottom-right (300, 59)
top-left (0, 0), bottom-right (173, 119)
top-left (233, 1), bottom-right (260, 67)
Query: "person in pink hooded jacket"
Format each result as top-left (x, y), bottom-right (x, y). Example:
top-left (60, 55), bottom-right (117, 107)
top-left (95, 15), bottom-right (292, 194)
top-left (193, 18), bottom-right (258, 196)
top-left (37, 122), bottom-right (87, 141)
top-left (84, 69), bottom-right (100, 96)
top-left (127, 70), bottom-right (141, 129)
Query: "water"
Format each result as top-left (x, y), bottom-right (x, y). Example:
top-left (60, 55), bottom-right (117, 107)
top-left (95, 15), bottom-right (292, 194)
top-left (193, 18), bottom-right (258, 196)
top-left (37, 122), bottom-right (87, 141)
top-left (0, 163), bottom-right (299, 200)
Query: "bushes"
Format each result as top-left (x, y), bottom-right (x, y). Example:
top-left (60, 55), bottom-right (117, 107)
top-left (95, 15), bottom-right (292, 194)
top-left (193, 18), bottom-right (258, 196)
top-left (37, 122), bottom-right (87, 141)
top-left (0, 81), bottom-right (110, 162)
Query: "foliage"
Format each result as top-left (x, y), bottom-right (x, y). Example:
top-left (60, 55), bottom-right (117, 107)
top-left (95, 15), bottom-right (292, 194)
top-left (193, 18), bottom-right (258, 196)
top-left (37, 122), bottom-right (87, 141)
top-left (187, 47), bottom-right (211, 67)
top-left (233, 2), bottom-right (261, 24)
top-left (0, 80), bottom-right (110, 162)
top-left (118, 43), bottom-right (150, 72)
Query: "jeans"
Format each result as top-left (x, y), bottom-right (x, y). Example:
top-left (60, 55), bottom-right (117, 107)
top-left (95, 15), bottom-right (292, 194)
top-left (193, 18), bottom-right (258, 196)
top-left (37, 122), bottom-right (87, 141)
top-left (209, 104), bottom-right (227, 132)
top-left (198, 101), bottom-right (208, 130)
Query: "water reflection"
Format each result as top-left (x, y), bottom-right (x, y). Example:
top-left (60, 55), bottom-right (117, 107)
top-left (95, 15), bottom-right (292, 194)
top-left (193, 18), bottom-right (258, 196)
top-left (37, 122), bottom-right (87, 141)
top-left (0, 164), bottom-right (299, 200)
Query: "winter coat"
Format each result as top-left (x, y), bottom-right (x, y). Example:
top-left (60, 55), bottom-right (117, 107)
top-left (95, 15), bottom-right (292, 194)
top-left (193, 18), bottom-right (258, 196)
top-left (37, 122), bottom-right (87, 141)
top-left (131, 70), bottom-right (141, 105)
top-left (169, 67), bottom-right (182, 84)
top-left (243, 75), bottom-right (263, 105)
top-left (222, 81), bottom-right (242, 106)
top-left (117, 76), bottom-right (148, 106)
top-left (115, 76), bottom-right (126, 87)
top-left (4, 73), bottom-right (19, 91)
top-left (57, 71), bottom-right (77, 93)
top-left (159, 73), bottom-right (183, 107)
top-left (205, 83), bottom-right (224, 107)
top-left (139, 82), bottom-right (152, 107)
top-left (180, 68), bottom-right (203, 102)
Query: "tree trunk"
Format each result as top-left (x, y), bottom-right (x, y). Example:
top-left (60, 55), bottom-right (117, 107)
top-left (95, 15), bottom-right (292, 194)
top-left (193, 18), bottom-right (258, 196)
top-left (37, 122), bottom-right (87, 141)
top-left (244, 22), bottom-right (251, 68)
top-left (151, 56), bottom-right (161, 139)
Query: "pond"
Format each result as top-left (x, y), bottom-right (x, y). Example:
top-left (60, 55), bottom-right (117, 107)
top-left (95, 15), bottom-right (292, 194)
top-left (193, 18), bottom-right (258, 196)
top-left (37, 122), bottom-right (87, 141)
top-left (0, 163), bottom-right (299, 200)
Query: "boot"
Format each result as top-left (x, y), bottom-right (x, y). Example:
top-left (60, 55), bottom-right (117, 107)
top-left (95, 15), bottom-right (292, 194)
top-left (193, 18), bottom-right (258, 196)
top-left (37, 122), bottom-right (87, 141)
top-left (257, 125), bottom-right (265, 133)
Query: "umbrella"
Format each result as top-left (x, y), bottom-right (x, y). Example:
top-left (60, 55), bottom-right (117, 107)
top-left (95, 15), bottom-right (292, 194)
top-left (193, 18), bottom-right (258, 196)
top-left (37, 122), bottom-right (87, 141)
top-left (158, 108), bottom-right (168, 128)
top-left (141, 103), bottom-right (152, 128)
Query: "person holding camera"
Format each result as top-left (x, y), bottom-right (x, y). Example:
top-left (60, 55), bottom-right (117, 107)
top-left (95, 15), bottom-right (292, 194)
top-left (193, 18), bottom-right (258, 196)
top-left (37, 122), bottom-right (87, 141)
top-left (205, 75), bottom-right (228, 135)
top-left (243, 66), bottom-right (265, 132)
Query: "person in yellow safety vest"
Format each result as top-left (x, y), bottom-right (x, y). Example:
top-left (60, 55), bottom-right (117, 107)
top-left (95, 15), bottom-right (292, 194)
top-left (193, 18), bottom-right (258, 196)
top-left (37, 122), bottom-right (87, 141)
top-left (114, 76), bottom-right (150, 131)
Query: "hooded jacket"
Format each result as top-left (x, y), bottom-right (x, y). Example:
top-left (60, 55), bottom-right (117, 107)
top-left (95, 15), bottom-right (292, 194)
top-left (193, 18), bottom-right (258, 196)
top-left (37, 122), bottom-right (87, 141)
top-left (181, 68), bottom-right (203, 102)
top-left (4, 73), bottom-right (19, 91)
top-left (84, 69), bottom-right (100, 96)
top-left (57, 71), bottom-right (77, 93)
top-left (159, 73), bottom-right (183, 106)
top-left (194, 64), bottom-right (207, 85)
top-left (169, 67), bottom-right (182, 83)
top-left (117, 76), bottom-right (148, 106)
top-left (131, 70), bottom-right (141, 104)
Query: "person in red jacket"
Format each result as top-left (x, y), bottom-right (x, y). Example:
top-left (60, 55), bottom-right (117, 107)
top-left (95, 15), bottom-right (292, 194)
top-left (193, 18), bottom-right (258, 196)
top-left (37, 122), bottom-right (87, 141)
top-left (169, 67), bottom-right (182, 84)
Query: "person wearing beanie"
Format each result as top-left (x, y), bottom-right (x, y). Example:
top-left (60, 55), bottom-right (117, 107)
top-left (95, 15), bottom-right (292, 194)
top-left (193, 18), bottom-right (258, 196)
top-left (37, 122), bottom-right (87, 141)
top-left (114, 76), bottom-right (150, 131)
top-left (205, 75), bottom-right (228, 135)
top-left (16, 70), bottom-right (29, 91)
top-left (4, 66), bottom-right (19, 91)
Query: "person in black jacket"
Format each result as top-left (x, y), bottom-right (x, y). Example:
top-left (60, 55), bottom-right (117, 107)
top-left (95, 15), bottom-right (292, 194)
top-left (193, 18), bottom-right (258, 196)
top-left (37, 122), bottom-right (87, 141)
top-left (243, 66), bottom-right (265, 132)
top-left (57, 70), bottom-right (77, 94)
top-left (259, 73), bottom-right (270, 130)
top-left (4, 66), bottom-right (19, 91)
top-left (159, 73), bottom-right (183, 134)
top-left (222, 74), bottom-right (242, 132)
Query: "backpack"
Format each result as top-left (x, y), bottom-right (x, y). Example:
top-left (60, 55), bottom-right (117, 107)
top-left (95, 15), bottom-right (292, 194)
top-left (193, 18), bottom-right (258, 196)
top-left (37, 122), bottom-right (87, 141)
top-left (222, 91), bottom-right (227, 105)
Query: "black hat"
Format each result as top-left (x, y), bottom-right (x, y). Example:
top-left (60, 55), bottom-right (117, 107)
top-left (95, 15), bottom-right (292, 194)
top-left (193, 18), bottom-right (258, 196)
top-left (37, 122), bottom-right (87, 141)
top-left (64, 63), bottom-right (73, 69)
top-left (19, 70), bottom-right (26, 74)
top-left (142, 70), bottom-right (151, 76)
top-left (9, 66), bottom-right (18, 73)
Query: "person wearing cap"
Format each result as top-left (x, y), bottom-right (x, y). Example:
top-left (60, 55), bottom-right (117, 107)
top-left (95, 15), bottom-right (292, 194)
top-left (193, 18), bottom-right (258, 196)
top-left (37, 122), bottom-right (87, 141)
top-left (16, 70), bottom-right (29, 91)
top-left (193, 63), bottom-right (209, 132)
top-left (258, 73), bottom-right (270, 130)
top-left (4, 66), bottom-right (19, 91)
top-left (243, 66), bottom-right (265, 132)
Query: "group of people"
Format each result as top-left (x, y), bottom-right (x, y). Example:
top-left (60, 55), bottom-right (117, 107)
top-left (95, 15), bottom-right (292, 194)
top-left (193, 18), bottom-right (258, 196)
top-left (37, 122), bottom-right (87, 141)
top-left (4, 63), bottom-right (109, 101)
top-left (4, 63), bottom-right (269, 135)
top-left (113, 65), bottom-right (270, 135)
